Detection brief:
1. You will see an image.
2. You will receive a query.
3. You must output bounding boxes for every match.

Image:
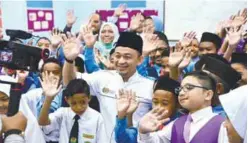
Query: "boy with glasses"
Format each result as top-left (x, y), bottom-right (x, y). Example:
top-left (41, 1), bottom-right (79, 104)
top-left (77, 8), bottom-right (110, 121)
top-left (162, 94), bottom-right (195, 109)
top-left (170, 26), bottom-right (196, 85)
top-left (138, 71), bottom-right (226, 143)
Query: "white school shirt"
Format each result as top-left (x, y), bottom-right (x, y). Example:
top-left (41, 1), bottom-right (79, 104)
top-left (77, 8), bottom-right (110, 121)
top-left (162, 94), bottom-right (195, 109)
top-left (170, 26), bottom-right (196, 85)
top-left (219, 85), bottom-right (247, 143)
top-left (77, 70), bottom-right (154, 143)
top-left (138, 106), bottom-right (226, 143)
top-left (41, 107), bottom-right (108, 143)
top-left (22, 88), bottom-right (62, 142)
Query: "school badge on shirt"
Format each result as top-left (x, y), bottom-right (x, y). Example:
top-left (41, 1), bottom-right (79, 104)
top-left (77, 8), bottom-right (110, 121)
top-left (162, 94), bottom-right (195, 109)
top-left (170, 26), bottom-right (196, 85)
top-left (70, 137), bottom-right (77, 143)
top-left (102, 87), bottom-right (110, 93)
top-left (83, 133), bottom-right (94, 139)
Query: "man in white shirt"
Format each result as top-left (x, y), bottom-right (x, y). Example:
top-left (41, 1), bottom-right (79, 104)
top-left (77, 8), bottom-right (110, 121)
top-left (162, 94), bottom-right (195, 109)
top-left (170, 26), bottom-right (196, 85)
top-left (62, 31), bottom-right (154, 142)
top-left (138, 71), bottom-right (226, 143)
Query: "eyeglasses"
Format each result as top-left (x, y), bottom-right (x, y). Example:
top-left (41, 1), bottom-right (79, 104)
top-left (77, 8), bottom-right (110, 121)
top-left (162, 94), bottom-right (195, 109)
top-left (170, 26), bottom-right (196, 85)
top-left (175, 84), bottom-right (210, 95)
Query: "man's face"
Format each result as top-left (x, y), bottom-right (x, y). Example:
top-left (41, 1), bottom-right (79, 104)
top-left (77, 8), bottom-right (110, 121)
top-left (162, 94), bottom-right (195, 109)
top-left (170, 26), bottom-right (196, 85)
top-left (100, 25), bottom-right (115, 44)
top-left (199, 42), bottom-right (217, 56)
top-left (151, 40), bottom-right (168, 65)
top-left (160, 57), bottom-right (170, 76)
top-left (0, 91), bottom-right (9, 115)
top-left (114, 46), bottom-right (142, 78)
top-left (224, 118), bottom-right (243, 143)
top-left (42, 63), bottom-right (62, 79)
top-left (37, 39), bottom-right (50, 49)
top-left (178, 76), bottom-right (212, 112)
top-left (152, 90), bottom-right (176, 119)
top-left (135, 15), bottom-right (145, 33)
top-left (143, 18), bottom-right (155, 33)
top-left (66, 94), bottom-right (90, 115)
top-left (190, 39), bottom-right (199, 58)
top-left (89, 14), bottom-right (101, 33)
top-left (231, 63), bottom-right (247, 86)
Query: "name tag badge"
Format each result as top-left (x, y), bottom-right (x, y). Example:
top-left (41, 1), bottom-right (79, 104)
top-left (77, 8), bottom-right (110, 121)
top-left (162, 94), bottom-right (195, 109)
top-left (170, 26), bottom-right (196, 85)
top-left (83, 133), bottom-right (94, 139)
top-left (102, 87), bottom-right (116, 95)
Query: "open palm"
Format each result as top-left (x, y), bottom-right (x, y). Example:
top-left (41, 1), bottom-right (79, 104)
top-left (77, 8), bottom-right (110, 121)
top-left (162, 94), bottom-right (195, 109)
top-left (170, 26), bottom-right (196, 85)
top-left (62, 33), bottom-right (82, 61)
top-left (139, 108), bottom-right (169, 134)
top-left (40, 72), bottom-right (62, 97)
top-left (82, 26), bottom-right (97, 47)
top-left (66, 10), bottom-right (77, 27)
top-left (169, 50), bottom-right (185, 67)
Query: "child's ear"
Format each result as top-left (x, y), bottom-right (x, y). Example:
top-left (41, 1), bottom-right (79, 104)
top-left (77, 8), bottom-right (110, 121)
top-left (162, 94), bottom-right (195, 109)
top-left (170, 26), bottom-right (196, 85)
top-left (216, 83), bottom-right (224, 95)
top-left (65, 97), bottom-right (70, 104)
top-left (205, 90), bottom-right (214, 101)
top-left (88, 95), bottom-right (92, 102)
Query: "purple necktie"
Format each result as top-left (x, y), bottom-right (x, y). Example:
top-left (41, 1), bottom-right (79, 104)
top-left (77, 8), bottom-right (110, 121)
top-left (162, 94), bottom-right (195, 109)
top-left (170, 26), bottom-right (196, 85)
top-left (183, 115), bottom-right (193, 143)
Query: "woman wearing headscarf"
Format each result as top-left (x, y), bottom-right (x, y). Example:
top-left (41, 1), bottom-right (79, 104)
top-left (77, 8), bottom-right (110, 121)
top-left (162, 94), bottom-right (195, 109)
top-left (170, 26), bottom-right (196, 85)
top-left (94, 22), bottom-right (119, 60)
top-left (84, 22), bottom-right (119, 71)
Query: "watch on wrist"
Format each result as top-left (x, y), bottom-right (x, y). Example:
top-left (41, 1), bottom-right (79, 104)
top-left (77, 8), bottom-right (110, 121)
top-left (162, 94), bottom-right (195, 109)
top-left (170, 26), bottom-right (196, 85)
top-left (65, 57), bottom-right (74, 64)
top-left (3, 129), bottom-right (24, 140)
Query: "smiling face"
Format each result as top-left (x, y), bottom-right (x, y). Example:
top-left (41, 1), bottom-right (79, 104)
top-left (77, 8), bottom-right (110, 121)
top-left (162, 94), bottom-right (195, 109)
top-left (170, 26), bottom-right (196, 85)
top-left (178, 76), bottom-right (213, 113)
top-left (114, 46), bottom-right (142, 80)
top-left (100, 25), bottom-right (115, 44)
top-left (66, 93), bottom-right (90, 115)
top-left (0, 91), bottom-right (9, 115)
top-left (190, 39), bottom-right (199, 58)
top-left (152, 90), bottom-right (177, 119)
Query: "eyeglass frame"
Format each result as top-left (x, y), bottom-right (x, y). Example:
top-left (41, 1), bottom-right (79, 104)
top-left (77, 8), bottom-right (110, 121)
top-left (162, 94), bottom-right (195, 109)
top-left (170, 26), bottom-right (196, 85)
top-left (175, 84), bottom-right (210, 95)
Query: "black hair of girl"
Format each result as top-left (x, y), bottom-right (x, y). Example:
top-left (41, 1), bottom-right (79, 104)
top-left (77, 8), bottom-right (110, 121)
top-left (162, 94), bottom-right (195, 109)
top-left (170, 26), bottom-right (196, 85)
top-left (64, 79), bottom-right (90, 97)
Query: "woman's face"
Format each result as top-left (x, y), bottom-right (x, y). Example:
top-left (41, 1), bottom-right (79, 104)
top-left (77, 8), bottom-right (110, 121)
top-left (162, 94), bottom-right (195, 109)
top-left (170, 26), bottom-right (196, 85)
top-left (100, 25), bottom-right (115, 44)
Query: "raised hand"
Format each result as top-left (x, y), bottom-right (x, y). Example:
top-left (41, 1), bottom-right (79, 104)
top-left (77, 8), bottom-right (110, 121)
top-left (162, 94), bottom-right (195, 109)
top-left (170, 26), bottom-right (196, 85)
top-left (113, 4), bottom-right (126, 17)
top-left (139, 108), bottom-right (169, 134)
top-left (66, 9), bottom-right (77, 27)
top-left (169, 45), bottom-right (185, 68)
top-left (117, 89), bottom-right (138, 119)
top-left (231, 8), bottom-right (247, 27)
top-left (51, 28), bottom-right (63, 48)
top-left (82, 26), bottom-right (97, 48)
top-left (178, 48), bottom-right (192, 70)
top-left (141, 33), bottom-right (159, 56)
top-left (181, 31), bottom-right (196, 47)
top-left (39, 71), bottom-right (62, 98)
top-left (130, 13), bottom-right (143, 31)
top-left (62, 32), bottom-right (82, 61)
top-left (226, 26), bottom-right (243, 47)
top-left (1, 112), bottom-right (27, 132)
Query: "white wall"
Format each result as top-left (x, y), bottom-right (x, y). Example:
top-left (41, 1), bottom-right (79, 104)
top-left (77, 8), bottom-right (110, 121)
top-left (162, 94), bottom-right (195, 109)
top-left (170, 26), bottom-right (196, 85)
top-left (165, 0), bottom-right (247, 40)
top-left (1, 0), bottom-right (247, 41)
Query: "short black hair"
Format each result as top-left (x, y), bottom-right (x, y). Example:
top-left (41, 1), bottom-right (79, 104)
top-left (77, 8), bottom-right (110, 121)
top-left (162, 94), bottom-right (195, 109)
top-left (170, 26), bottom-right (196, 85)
top-left (144, 16), bottom-right (152, 20)
top-left (64, 79), bottom-right (90, 97)
top-left (40, 58), bottom-right (62, 72)
top-left (184, 71), bottom-right (217, 94)
top-left (154, 31), bottom-right (169, 47)
top-left (36, 37), bottom-right (51, 45)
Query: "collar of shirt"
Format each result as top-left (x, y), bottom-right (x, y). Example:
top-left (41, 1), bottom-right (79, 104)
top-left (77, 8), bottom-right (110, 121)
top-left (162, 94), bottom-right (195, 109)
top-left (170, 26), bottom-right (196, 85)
top-left (190, 106), bottom-right (213, 123)
top-left (70, 106), bottom-right (90, 121)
